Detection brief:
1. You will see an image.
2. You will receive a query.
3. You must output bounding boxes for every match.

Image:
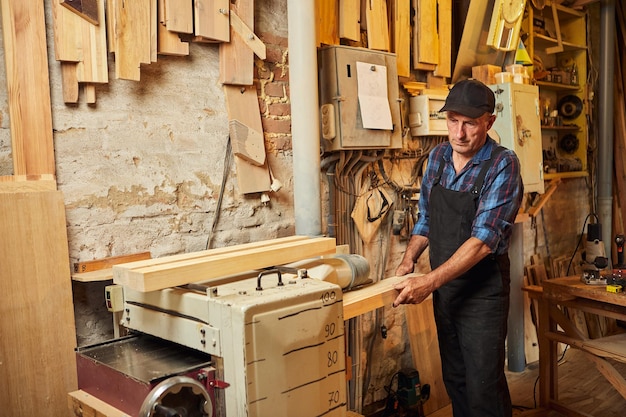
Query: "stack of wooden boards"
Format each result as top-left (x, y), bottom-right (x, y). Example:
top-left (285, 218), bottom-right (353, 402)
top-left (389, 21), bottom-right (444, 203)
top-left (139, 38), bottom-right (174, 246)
top-left (112, 235), bottom-right (337, 291)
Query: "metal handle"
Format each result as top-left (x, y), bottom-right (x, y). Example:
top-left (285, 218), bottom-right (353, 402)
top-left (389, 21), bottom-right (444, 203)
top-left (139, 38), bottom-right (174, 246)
top-left (256, 268), bottom-right (284, 291)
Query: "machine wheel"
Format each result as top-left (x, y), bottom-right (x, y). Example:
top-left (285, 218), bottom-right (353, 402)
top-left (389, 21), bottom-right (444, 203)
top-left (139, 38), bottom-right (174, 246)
top-left (139, 376), bottom-right (213, 417)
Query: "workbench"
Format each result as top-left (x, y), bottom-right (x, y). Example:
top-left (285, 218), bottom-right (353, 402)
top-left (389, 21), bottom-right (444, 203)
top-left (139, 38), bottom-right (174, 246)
top-left (524, 276), bottom-right (626, 417)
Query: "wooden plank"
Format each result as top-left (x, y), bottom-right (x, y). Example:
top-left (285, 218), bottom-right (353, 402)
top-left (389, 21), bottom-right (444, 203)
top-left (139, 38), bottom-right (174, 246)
top-left (229, 10), bottom-right (266, 59)
top-left (316, 0), bottom-right (339, 46)
top-left (0, 0), bottom-right (56, 175)
top-left (0, 174), bottom-right (57, 192)
top-left (229, 119), bottom-right (266, 166)
top-left (433, 0), bottom-right (452, 77)
top-left (118, 235), bottom-right (309, 270)
top-left (61, 62), bottom-right (80, 103)
top-left (164, 0), bottom-right (193, 34)
top-left (157, 0), bottom-right (190, 56)
top-left (69, 390), bottom-right (131, 417)
top-left (72, 268), bottom-right (116, 282)
top-left (405, 298), bottom-right (451, 415)
top-left (391, 0), bottom-right (410, 78)
top-left (223, 84), bottom-right (271, 194)
top-left (113, 237), bottom-right (336, 292)
top-left (114, 0), bottom-right (151, 81)
top-left (219, 0), bottom-right (255, 85)
top-left (339, 0), bottom-right (360, 41)
top-left (414, 0), bottom-right (438, 65)
top-left (194, 0), bottom-right (230, 42)
top-left (52, 0), bottom-right (82, 62)
top-left (342, 275), bottom-right (406, 319)
top-left (365, 0), bottom-right (390, 51)
top-left (0, 191), bottom-right (78, 416)
top-left (74, 251), bottom-right (152, 273)
top-left (106, 0), bottom-right (117, 53)
top-left (75, 0), bottom-right (108, 84)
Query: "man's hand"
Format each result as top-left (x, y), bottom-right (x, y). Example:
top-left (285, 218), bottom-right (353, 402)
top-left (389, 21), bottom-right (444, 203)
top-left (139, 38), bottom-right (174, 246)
top-left (395, 261), bottom-right (415, 277)
top-left (392, 275), bottom-right (434, 307)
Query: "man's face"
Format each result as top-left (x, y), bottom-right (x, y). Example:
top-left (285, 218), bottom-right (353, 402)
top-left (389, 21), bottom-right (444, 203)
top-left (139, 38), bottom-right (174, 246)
top-left (445, 111), bottom-right (496, 158)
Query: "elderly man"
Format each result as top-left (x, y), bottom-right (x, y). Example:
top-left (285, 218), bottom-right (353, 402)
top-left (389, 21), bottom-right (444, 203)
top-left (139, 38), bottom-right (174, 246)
top-left (393, 79), bottom-right (523, 417)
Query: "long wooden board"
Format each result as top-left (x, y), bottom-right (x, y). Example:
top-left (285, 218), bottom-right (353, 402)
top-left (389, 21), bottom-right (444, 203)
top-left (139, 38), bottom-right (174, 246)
top-left (342, 275), bottom-right (406, 319)
top-left (433, 0), bottom-right (452, 78)
top-left (391, 0), bottom-right (410, 78)
top-left (0, 0), bottom-right (55, 175)
top-left (339, 0), bottom-right (360, 41)
top-left (113, 236), bottom-right (336, 292)
top-left (0, 191), bottom-right (78, 416)
top-left (316, 0), bottom-right (339, 46)
top-left (365, 0), bottom-right (390, 51)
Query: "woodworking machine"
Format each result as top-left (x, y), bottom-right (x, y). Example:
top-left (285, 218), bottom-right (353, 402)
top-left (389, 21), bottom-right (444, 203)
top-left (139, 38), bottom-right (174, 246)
top-left (76, 253), bottom-right (370, 417)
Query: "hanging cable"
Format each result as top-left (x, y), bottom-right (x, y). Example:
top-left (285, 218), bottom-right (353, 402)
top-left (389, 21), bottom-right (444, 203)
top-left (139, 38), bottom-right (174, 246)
top-left (205, 136), bottom-right (232, 250)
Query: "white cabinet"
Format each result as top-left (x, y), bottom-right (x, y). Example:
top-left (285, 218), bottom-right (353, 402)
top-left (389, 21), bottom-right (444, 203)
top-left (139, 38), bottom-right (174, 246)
top-left (489, 83), bottom-right (545, 194)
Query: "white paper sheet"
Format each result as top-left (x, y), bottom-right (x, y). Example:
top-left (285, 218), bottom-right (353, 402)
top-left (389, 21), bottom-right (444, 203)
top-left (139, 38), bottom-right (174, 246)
top-left (356, 61), bottom-right (393, 130)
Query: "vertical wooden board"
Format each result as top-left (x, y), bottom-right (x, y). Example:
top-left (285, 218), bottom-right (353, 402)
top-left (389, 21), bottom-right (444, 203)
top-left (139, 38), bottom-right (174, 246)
top-left (157, 0), bottom-right (190, 56)
top-left (365, 0), bottom-right (390, 51)
top-left (107, 0), bottom-right (117, 53)
top-left (164, 0), bottom-right (193, 34)
top-left (0, 0), bottom-right (56, 175)
top-left (433, 0), bottom-right (452, 78)
top-left (151, 0), bottom-right (158, 62)
top-left (115, 0), bottom-right (151, 81)
top-left (223, 85), bottom-right (271, 194)
top-left (52, 0), bottom-right (83, 62)
top-left (339, 0), bottom-right (360, 41)
top-left (62, 62), bottom-right (80, 103)
top-left (405, 300), bottom-right (451, 415)
top-left (76, 0), bottom-right (109, 84)
top-left (195, 0), bottom-right (230, 42)
top-left (0, 191), bottom-right (78, 416)
top-left (416, 0), bottom-right (438, 64)
top-left (392, 0), bottom-right (411, 78)
top-left (316, 0), bottom-right (339, 46)
top-left (219, 0), bottom-right (255, 85)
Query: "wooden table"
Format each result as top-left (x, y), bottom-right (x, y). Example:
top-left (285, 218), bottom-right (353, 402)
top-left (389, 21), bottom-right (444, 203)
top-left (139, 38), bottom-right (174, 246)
top-left (524, 276), bottom-right (626, 417)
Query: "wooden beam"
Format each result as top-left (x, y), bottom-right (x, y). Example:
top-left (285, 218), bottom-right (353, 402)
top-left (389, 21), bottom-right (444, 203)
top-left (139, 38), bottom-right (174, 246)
top-left (342, 275), bottom-right (407, 319)
top-left (113, 237), bottom-right (336, 292)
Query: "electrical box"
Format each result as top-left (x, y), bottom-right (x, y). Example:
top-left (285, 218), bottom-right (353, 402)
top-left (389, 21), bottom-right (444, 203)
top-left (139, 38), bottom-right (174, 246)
top-left (318, 45), bottom-right (403, 151)
top-left (489, 83), bottom-right (545, 194)
top-left (408, 94), bottom-right (448, 136)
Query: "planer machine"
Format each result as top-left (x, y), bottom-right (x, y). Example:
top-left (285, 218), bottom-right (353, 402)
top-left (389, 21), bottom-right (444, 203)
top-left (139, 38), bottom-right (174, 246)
top-left (75, 237), bottom-right (371, 417)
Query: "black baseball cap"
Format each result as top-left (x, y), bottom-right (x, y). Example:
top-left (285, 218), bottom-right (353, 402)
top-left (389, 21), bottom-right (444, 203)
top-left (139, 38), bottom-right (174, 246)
top-left (439, 79), bottom-right (495, 118)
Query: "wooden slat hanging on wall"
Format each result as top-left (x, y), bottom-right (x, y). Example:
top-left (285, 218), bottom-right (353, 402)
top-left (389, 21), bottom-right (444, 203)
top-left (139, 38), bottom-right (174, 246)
top-left (0, 0), bottom-right (55, 175)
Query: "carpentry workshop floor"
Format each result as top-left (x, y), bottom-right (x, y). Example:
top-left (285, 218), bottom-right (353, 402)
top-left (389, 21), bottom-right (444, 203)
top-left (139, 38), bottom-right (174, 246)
top-left (427, 347), bottom-right (626, 417)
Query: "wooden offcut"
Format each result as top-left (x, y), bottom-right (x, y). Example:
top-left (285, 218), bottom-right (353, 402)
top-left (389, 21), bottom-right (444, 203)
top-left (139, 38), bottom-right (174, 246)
top-left (157, 0), bottom-right (190, 56)
top-left (194, 0), bottom-right (230, 42)
top-left (316, 0), bottom-right (339, 46)
top-left (365, 0), bottom-right (390, 51)
top-left (69, 390), bottom-right (129, 417)
top-left (224, 84), bottom-right (271, 194)
top-left (229, 119), bottom-right (266, 166)
top-left (391, 0), bottom-right (411, 78)
top-left (114, 0), bottom-right (151, 80)
top-left (339, 0), bottom-right (360, 41)
top-left (164, 0), bottom-right (193, 34)
top-left (113, 236), bottom-right (336, 292)
top-left (0, 190), bottom-right (78, 416)
top-left (412, 0), bottom-right (438, 67)
top-left (433, 0), bottom-right (452, 78)
top-left (0, 0), bottom-right (56, 175)
top-left (219, 0), bottom-right (255, 85)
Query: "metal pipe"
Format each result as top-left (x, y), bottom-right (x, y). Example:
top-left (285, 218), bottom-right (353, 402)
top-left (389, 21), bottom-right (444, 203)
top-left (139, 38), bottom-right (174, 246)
top-left (598, 0), bottom-right (616, 263)
top-left (287, 0), bottom-right (322, 236)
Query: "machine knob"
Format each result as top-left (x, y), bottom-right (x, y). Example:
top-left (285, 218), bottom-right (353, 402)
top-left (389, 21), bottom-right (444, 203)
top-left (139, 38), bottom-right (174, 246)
top-left (139, 376), bottom-right (213, 417)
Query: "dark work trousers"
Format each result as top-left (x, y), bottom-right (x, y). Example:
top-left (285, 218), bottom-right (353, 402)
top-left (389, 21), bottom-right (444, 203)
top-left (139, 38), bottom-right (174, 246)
top-left (427, 150), bottom-right (513, 417)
